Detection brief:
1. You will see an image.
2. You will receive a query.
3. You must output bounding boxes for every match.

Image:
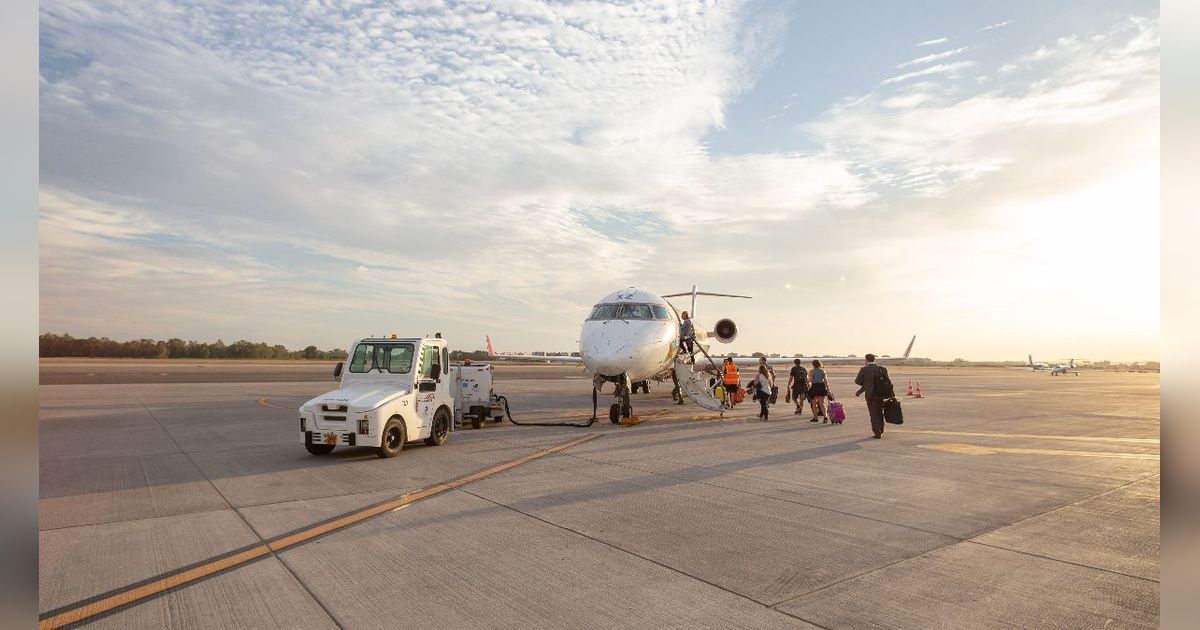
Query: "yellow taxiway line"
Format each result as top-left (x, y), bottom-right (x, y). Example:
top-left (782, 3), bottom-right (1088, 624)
top-left (38, 433), bottom-right (602, 630)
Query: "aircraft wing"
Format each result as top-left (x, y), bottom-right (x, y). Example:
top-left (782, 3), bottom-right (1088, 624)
top-left (719, 335), bottom-right (916, 367)
top-left (484, 335), bottom-right (584, 363)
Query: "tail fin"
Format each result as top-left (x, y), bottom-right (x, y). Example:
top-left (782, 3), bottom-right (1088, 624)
top-left (486, 335), bottom-right (496, 357)
top-left (902, 335), bottom-right (916, 359)
top-left (1028, 354), bottom-right (1034, 366)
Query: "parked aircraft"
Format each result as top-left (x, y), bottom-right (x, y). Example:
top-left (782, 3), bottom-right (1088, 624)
top-left (487, 286), bottom-right (915, 424)
top-left (1028, 355), bottom-right (1049, 370)
top-left (1051, 359), bottom-right (1079, 376)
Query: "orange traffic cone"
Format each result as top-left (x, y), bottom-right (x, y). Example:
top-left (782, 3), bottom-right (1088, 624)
top-left (914, 383), bottom-right (924, 399)
top-left (906, 380), bottom-right (914, 396)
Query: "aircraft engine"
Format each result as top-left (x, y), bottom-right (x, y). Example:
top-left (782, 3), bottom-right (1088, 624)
top-left (711, 319), bottom-right (738, 343)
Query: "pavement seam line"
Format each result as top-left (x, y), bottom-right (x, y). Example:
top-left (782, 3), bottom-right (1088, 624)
top-left (37, 430), bottom-right (601, 630)
top-left (456, 487), bottom-right (798, 618)
top-left (127, 386), bottom-right (348, 630)
top-left (135, 386), bottom-right (348, 629)
top-left (560, 451), bottom-right (959, 540)
top-left (964, 540), bottom-right (1159, 584)
top-left (768, 472), bottom-right (1162, 609)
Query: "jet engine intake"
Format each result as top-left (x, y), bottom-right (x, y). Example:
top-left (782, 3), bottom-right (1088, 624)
top-left (712, 319), bottom-right (737, 343)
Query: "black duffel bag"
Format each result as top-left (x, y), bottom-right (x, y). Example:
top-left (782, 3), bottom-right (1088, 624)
top-left (883, 397), bottom-right (904, 424)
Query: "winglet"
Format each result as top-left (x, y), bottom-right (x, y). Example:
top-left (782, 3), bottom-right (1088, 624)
top-left (486, 335), bottom-right (496, 357)
top-left (902, 335), bottom-right (916, 359)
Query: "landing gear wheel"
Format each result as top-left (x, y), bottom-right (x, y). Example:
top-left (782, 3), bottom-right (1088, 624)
top-left (609, 404), bottom-right (621, 424)
top-left (376, 416), bottom-right (406, 458)
top-left (425, 408), bottom-right (450, 446)
top-left (305, 442), bottom-right (335, 455)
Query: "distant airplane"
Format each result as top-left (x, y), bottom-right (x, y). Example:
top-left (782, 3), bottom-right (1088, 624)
top-left (1028, 355), bottom-right (1049, 371)
top-left (487, 286), bottom-right (915, 423)
top-left (1050, 359), bottom-right (1079, 376)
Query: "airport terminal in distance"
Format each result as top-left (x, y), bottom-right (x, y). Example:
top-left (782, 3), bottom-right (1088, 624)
top-left (38, 327), bottom-right (1159, 628)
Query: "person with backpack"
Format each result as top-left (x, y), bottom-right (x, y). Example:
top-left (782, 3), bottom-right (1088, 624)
top-left (808, 359), bottom-right (830, 422)
top-left (854, 353), bottom-right (894, 439)
top-left (786, 359), bottom-right (808, 416)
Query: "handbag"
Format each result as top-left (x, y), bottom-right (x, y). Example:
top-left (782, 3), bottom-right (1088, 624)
top-left (884, 398), bottom-right (904, 424)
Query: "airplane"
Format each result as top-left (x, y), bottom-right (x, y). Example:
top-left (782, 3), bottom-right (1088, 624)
top-left (486, 286), bottom-right (915, 424)
top-left (1028, 355), bottom-right (1049, 371)
top-left (1050, 359), bottom-right (1079, 376)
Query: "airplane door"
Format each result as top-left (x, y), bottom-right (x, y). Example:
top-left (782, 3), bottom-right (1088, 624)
top-left (673, 358), bottom-right (725, 412)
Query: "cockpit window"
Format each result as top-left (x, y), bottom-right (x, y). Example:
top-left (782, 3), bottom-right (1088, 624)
top-left (349, 342), bottom-right (415, 374)
top-left (587, 303), bottom-right (672, 321)
top-left (587, 304), bottom-right (619, 320)
top-left (618, 304), bottom-right (653, 319)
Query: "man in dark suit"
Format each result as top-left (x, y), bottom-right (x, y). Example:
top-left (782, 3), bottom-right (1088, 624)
top-left (854, 353), bottom-right (890, 439)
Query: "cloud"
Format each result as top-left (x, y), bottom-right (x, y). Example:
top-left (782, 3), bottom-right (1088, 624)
top-left (978, 19), bottom-right (1015, 32)
top-left (896, 46), bottom-right (967, 69)
top-left (917, 37), bottom-right (949, 47)
top-left (880, 60), bottom-right (975, 85)
top-left (806, 16), bottom-right (1159, 196)
top-left (39, 0), bottom-right (870, 348)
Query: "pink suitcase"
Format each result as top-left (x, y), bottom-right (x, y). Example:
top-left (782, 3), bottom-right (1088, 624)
top-left (828, 401), bottom-right (846, 424)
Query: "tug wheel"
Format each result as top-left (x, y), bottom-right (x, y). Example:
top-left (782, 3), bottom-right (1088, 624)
top-left (376, 416), bottom-right (406, 458)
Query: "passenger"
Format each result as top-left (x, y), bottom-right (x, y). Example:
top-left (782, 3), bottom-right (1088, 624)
top-left (809, 359), bottom-right (831, 422)
top-left (753, 365), bottom-right (774, 421)
top-left (679, 311), bottom-right (696, 362)
top-left (757, 356), bottom-right (775, 381)
top-left (854, 353), bottom-right (892, 439)
top-left (722, 357), bottom-right (740, 408)
top-left (786, 359), bottom-right (809, 416)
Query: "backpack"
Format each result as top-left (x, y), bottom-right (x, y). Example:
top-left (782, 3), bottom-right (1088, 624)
top-left (873, 366), bottom-right (896, 399)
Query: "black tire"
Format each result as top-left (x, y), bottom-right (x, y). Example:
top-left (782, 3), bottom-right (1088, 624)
top-left (609, 404), bottom-right (621, 424)
top-left (376, 416), bottom-right (406, 458)
top-left (471, 415), bottom-right (483, 430)
top-left (622, 401), bottom-right (632, 418)
top-left (305, 442), bottom-right (335, 456)
top-left (469, 406), bottom-right (487, 429)
top-left (425, 408), bottom-right (451, 446)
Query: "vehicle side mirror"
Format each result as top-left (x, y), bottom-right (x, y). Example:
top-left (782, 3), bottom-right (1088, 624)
top-left (333, 362), bottom-right (343, 379)
top-left (431, 363), bottom-right (441, 379)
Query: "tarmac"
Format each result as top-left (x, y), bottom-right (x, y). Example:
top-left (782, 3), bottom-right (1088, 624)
top-left (39, 361), bottom-right (1160, 628)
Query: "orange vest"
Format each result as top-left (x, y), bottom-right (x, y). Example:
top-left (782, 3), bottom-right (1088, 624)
top-left (723, 363), bottom-right (739, 385)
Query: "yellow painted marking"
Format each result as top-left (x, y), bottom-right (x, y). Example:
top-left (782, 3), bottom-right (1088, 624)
top-left (38, 433), bottom-right (601, 630)
top-left (897, 429), bottom-right (1158, 445)
top-left (919, 443), bottom-right (1159, 460)
top-left (619, 416), bottom-right (642, 426)
top-left (256, 397), bottom-right (294, 411)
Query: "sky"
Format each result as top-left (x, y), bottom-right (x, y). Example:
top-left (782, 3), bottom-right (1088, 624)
top-left (38, 0), bottom-right (1161, 362)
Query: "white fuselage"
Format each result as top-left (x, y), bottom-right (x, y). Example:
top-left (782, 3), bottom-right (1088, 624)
top-left (577, 288), bottom-right (681, 382)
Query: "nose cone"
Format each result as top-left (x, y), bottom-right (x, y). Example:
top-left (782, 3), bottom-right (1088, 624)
top-left (581, 321), bottom-right (676, 380)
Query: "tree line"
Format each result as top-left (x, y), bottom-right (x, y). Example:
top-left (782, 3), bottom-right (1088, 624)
top-left (39, 333), bottom-right (347, 360)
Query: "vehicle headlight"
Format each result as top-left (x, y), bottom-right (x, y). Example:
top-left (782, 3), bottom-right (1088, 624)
top-left (358, 413), bottom-right (369, 435)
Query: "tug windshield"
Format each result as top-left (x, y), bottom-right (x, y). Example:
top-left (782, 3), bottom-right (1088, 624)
top-left (348, 342), bottom-right (415, 374)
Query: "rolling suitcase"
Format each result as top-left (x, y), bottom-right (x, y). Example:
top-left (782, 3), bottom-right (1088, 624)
top-left (828, 401), bottom-right (846, 424)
